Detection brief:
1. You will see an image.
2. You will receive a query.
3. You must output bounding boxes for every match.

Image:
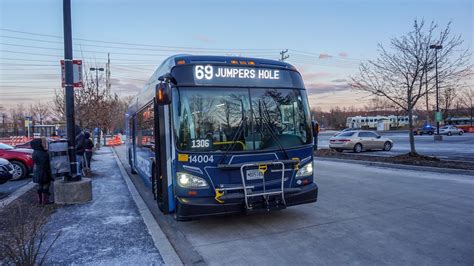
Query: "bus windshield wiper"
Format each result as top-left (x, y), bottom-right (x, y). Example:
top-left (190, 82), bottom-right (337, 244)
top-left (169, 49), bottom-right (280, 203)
top-left (259, 100), bottom-right (290, 159)
top-left (218, 116), bottom-right (247, 165)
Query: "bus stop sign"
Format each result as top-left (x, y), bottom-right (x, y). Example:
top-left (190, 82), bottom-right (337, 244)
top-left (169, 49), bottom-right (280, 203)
top-left (61, 60), bottom-right (83, 88)
top-left (435, 112), bottom-right (443, 122)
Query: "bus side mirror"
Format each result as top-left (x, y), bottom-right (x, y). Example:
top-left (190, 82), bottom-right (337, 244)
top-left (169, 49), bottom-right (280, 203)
top-left (155, 82), bottom-right (171, 105)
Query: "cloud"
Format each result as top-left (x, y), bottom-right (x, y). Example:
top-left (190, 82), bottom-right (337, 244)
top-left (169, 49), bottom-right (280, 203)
top-left (194, 35), bottom-right (214, 43)
top-left (319, 53), bottom-right (332, 59)
top-left (305, 82), bottom-right (351, 94)
top-left (110, 78), bottom-right (142, 93)
top-left (301, 71), bottom-right (332, 81)
top-left (338, 52), bottom-right (348, 58)
top-left (331, 78), bottom-right (347, 83)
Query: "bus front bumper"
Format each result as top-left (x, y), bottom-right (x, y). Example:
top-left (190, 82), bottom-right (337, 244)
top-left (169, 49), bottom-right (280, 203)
top-left (175, 183), bottom-right (318, 219)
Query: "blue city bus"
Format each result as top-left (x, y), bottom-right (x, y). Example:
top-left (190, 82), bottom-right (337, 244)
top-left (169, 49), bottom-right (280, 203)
top-left (126, 55), bottom-right (318, 220)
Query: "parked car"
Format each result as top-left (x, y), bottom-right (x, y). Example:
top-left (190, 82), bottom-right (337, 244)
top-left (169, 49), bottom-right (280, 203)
top-left (439, 125), bottom-right (464, 136)
top-left (0, 158), bottom-right (15, 184)
top-left (333, 128), bottom-right (359, 136)
top-left (413, 125), bottom-right (435, 135)
top-left (15, 140), bottom-right (32, 149)
top-left (329, 130), bottom-right (393, 153)
top-left (0, 143), bottom-right (33, 180)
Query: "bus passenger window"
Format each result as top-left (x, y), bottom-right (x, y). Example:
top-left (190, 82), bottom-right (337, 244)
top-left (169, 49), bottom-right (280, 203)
top-left (137, 103), bottom-right (155, 148)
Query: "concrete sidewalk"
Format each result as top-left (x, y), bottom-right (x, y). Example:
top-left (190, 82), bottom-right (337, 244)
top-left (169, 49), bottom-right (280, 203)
top-left (41, 147), bottom-right (179, 265)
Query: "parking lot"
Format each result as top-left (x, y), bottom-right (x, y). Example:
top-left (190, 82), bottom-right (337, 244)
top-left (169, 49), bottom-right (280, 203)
top-left (115, 146), bottom-right (474, 265)
top-left (318, 131), bottom-right (474, 162)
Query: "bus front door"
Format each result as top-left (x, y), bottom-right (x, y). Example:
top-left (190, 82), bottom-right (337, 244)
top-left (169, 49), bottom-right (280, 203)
top-left (153, 103), bottom-right (172, 214)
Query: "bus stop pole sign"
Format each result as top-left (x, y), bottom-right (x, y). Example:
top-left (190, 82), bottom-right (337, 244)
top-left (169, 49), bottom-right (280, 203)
top-left (435, 111), bottom-right (443, 122)
top-left (61, 60), bottom-right (83, 88)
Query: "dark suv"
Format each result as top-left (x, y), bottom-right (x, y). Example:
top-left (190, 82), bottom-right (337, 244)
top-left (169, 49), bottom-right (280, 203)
top-left (413, 125), bottom-right (435, 135)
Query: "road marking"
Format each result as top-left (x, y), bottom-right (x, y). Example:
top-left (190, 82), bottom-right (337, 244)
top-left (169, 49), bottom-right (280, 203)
top-left (112, 148), bottom-right (183, 265)
top-left (0, 181), bottom-right (35, 208)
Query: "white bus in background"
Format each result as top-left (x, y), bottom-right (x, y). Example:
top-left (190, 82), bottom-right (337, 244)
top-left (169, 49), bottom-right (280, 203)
top-left (346, 115), bottom-right (416, 129)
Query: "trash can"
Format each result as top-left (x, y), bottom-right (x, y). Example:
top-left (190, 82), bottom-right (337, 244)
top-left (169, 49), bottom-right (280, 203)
top-left (49, 139), bottom-right (70, 179)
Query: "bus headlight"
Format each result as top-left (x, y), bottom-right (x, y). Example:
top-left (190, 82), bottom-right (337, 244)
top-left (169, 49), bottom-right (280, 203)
top-left (177, 172), bottom-right (209, 188)
top-left (296, 162), bottom-right (313, 178)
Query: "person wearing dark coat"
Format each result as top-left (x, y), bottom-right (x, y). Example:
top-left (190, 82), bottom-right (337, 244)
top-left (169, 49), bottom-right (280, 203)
top-left (84, 132), bottom-right (94, 170)
top-left (75, 125), bottom-right (85, 176)
top-left (31, 137), bottom-right (53, 204)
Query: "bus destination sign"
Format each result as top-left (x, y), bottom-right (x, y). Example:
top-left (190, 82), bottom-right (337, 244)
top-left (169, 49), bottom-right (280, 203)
top-left (194, 65), bottom-right (280, 81)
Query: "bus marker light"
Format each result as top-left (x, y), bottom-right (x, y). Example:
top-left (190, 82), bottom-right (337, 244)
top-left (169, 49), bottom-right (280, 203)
top-left (178, 154), bottom-right (189, 162)
top-left (248, 61), bottom-right (255, 65)
top-left (188, 190), bottom-right (197, 196)
top-left (239, 61), bottom-right (247, 65)
top-left (231, 60), bottom-right (238, 64)
top-left (177, 60), bottom-right (186, 65)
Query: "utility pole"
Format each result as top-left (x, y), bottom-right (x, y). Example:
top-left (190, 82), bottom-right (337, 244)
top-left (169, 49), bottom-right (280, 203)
top-left (106, 53), bottom-right (111, 91)
top-left (63, 0), bottom-right (79, 181)
top-left (280, 49), bottom-right (289, 62)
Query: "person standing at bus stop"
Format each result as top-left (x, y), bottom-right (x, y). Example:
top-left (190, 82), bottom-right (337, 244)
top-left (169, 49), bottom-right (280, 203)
top-left (84, 132), bottom-right (94, 173)
top-left (75, 125), bottom-right (85, 176)
top-left (32, 137), bottom-right (53, 204)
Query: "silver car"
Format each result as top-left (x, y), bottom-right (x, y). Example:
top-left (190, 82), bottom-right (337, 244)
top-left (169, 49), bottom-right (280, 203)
top-left (439, 125), bottom-right (464, 136)
top-left (329, 130), bottom-right (393, 153)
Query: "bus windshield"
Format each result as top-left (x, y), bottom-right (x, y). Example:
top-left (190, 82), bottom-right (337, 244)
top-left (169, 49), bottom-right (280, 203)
top-left (173, 87), bottom-right (312, 152)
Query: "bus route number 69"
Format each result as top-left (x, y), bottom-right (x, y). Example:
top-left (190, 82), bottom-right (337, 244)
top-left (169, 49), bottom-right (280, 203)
top-left (195, 65), bottom-right (213, 80)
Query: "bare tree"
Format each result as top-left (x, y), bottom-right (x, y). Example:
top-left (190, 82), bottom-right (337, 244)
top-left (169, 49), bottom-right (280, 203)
top-left (9, 104), bottom-right (26, 136)
top-left (459, 87), bottom-right (474, 126)
top-left (29, 102), bottom-right (51, 125)
top-left (351, 20), bottom-right (471, 155)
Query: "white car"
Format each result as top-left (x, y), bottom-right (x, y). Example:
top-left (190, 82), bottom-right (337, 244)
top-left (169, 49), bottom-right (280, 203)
top-left (439, 125), bottom-right (464, 136)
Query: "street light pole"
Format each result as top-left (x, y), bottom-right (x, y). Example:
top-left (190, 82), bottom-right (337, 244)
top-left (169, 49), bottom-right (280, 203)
top-left (90, 67), bottom-right (104, 94)
top-left (430, 44), bottom-right (442, 139)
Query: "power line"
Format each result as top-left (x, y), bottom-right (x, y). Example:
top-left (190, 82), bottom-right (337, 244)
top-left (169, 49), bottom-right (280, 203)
top-left (0, 28), bottom-right (283, 51)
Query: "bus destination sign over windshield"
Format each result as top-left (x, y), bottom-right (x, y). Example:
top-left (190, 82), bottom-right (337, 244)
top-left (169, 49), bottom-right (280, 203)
top-left (194, 65), bottom-right (280, 81)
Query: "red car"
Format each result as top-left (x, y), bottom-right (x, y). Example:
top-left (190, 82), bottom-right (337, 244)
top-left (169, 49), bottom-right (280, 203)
top-left (0, 143), bottom-right (34, 180)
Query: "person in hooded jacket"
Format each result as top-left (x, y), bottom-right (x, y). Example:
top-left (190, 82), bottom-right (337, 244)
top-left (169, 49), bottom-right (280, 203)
top-left (75, 125), bottom-right (85, 176)
top-left (84, 132), bottom-right (94, 171)
top-left (31, 137), bottom-right (53, 204)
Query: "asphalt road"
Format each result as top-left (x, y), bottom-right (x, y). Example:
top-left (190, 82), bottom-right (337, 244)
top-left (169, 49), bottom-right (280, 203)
top-left (115, 145), bottom-right (474, 265)
top-left (0, 178), bottom-right (31, 200)
top-left (318, 131), bottom-right (474, 162)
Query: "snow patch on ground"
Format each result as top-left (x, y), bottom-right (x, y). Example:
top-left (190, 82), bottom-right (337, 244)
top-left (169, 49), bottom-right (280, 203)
top-left (103, 215), bottom-right (137, 225)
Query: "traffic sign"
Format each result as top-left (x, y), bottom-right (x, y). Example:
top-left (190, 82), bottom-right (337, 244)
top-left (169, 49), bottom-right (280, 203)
top-left (435, 112), bottom-right (443, 122)
top-left (61, 60), bottom-right (83, 88)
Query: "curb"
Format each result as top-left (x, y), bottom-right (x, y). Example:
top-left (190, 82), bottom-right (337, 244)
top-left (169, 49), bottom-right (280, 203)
top-left (0, 181), bottom-right (36, 208)
top-left (315, 157), bottom-right (474, 176)
top-left (111, 148), bottom-right (183, 265)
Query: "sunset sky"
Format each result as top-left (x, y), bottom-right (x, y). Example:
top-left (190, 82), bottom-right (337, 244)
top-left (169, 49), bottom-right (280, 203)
top-left (0, 0), bottom-right (472, 111)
